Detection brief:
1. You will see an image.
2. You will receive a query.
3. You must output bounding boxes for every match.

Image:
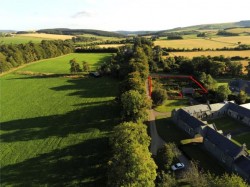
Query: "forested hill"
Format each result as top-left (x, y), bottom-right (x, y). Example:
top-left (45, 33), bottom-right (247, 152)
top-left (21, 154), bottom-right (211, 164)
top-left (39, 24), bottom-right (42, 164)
top-left (37, 28), bottom-right (125, 37)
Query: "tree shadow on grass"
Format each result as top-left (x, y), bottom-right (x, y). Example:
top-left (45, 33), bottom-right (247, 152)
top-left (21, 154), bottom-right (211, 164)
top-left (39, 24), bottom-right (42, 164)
top-left (1, 138), bottom-right (111, 187)
top-left (0, 101), bottom-right (120, 142)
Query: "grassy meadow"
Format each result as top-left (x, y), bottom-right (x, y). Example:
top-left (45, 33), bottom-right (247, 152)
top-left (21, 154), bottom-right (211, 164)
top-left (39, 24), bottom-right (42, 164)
top-left (0, 53), bottom-right (119, 186)
top-left (18, 53), bottom-right (113, 74)
top-left (0, 33), bottom-right (73, 44)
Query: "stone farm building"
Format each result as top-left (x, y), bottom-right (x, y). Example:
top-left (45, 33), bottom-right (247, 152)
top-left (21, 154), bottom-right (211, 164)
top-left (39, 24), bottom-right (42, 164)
top-left (172, 101), bottom-right (250, 182)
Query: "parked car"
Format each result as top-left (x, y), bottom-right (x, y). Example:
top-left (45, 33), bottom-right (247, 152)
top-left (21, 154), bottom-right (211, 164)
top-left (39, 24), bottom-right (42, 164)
top-left (171, 163), bottom-right (185, 171)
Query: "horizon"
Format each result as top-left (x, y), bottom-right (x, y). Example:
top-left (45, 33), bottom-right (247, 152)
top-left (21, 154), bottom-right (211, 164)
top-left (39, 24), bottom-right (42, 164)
top-left (1, 0), bottom-right (250, 31)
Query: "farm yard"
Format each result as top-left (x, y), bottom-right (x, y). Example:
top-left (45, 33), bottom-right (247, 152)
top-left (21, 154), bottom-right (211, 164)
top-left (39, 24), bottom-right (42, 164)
top-left (208, 117), bottom-right (250, 152)
top-left (0, 53), bottom-right (119, 186)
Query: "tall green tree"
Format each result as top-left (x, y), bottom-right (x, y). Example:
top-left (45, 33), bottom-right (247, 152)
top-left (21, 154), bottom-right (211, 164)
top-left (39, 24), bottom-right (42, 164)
top-left (82, 61), bottom-right (90, 72)
top-left (108, 122), bottom-right (157, 187)
top-left (217, 85), bottom-right (231, 101)
top-left (69, 58), bottom-right (82, 73)
top-left (121, 90), bottom-right (151, 122)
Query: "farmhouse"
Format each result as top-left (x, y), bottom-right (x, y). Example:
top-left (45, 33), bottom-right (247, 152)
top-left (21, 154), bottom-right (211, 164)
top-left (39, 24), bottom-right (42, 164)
top-left (172, 101), bottom-right (250, 182)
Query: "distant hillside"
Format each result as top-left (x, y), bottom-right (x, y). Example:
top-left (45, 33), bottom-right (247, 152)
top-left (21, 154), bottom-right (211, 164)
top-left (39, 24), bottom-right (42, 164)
top-left (116, 30), bottom-right (156, 35)
top-left (37, 28), bottom-right (125, 38)
top-left (0, 30), bottom-right (16, 33)
top-left (153, 20), bottom-right (250, 36)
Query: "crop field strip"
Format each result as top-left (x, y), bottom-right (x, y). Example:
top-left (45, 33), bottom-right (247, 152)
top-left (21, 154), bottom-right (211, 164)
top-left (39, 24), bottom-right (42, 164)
top-left (0, 53), bottom-right (119, 186)
top-left (154, 36), bottom-right (250, 49)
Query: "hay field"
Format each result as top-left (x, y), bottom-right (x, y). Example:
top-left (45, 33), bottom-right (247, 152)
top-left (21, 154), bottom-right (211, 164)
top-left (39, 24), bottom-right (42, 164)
top-left (154, 38), bottom-right (237, 49)
top-left (168, 50), bottom-right (250, 58)
top-left (19, 33), bottom-right (74, 40)
top-left (226, 28), bottom-right (250, 34)
top-left (211, 36), bottom-right (250, 45)
top-left (98, 44), bottom-right (125, 48)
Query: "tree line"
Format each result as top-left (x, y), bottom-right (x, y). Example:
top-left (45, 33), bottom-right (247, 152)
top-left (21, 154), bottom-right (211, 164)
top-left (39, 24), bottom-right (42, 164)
top-left (0, 40), bottom-right (74, 73)
top-left (106, 38), bottom-right (158, 186)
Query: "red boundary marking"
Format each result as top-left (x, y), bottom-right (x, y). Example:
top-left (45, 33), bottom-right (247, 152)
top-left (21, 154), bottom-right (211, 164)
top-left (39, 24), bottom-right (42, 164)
top-left (148, 75), bottom-right (208, 97)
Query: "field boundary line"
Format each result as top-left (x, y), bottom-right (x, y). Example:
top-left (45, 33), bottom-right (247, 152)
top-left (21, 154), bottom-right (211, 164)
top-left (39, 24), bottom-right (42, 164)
top-left (0, 53), bottom-right (72, 77)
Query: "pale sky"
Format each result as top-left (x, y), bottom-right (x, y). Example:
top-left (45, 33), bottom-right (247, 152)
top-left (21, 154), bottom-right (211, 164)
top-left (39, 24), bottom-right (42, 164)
top-left (0, 0), bottom-right (249, 31)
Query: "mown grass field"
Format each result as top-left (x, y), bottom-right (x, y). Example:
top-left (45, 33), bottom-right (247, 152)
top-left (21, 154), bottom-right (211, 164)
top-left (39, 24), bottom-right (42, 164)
top-left (0, 53), bottom-right (119, 186)
top-left (154, 36), bottom-right (250, 49)
top-left (0, 33), bottom-right (73, 44)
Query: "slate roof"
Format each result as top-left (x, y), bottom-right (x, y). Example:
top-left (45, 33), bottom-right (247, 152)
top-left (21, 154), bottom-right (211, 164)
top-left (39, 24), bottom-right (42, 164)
top-left (178, 109), bottom-right (205, 129)
top-left (228, 102), bottom-right (250, 117)
top-left (204, 127), bottom-right (243, 158)
top-left (234, 156), bottom-right (250, 178)
top-left (229, 79), bottom-right (250, 94)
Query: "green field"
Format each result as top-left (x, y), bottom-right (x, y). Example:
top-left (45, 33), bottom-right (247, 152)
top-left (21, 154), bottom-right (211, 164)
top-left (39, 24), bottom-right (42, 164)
top-left (0, 53), bottom-right (119, 186)
top-left (18, 53), bottom-right (112, 74)
top-left (0, 36), bottom-right (45, 44)
top-left (154, 99), bottom-right (189, 113)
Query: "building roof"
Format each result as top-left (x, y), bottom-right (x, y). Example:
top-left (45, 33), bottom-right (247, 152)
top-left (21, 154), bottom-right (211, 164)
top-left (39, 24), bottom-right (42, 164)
top-left (204, 127), bottom-right (243, 158)
top-left (240, 103), bottom-right (250, 110)
top-left (234, 156), bottom-right (250, 177)
top-left (229, 79), bottom-right (250, 94)
top-left (209, 103), bottom-right (228, 112)
top-left (228, 102), bottom-right (250, 117)
top-left (182, 104), bottom-right (210, 115)
top-left (178, 109), bottom-right (205, 129)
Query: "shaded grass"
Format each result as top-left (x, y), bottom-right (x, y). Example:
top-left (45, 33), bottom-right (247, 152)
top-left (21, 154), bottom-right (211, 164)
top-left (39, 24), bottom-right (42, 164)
top-left (208, 117), bottom-right (246, 132)
top-left (154, 99), bottom-right (189, 113)
top-left (0, 53), bottom-right (119, 186)
top-left (180, 144), bottom-right (226, 175)
top-left (18, 53), bottom-right (112, 74)
top-left (155, 117), bottom-right (190, 144)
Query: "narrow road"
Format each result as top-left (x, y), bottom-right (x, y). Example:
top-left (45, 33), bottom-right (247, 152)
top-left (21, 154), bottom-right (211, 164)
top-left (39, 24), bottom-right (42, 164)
top-left (149, 109), bottom-right (165, 155)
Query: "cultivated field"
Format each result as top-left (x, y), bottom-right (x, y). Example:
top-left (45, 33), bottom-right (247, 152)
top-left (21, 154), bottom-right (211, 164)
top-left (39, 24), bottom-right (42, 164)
top-left (226, 28), bottom-right (250, 34)
top-left (168, 50), bottom-right (250, 58)
top-left (168, 51), bottom-right (250, 74)
top-left (0, 53), bottom-right (119, 186)
top-left (154, 36), bottom-right (250, 49)
top-left (98, 44), bottom-right (125, 48)
top-left (19, 33), bottom-right (74, 40)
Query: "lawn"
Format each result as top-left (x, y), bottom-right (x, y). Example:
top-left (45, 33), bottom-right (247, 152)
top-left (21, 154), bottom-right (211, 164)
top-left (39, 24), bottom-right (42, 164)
top-left (155, 117), bottom-right (190, 144)
top-left (154, 99), bottom-right (189, 113)
top-left (18, 53), bottom-right (113, 74)
top-left (0, 53), bottom-right (119, 186)
top-left (208, 117), bottom-right (246, 132)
